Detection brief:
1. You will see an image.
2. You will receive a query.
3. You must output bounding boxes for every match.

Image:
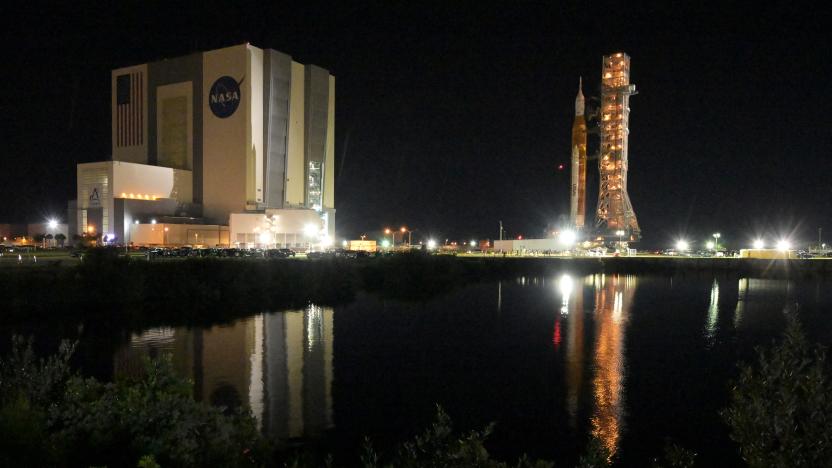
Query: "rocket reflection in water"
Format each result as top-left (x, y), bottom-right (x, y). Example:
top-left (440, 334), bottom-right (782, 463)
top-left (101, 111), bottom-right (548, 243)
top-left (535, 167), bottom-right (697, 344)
top-left (590, 274), bottom-right (636, 458)
top-left (559, 274), bottom-right (584, 428)
top-left (558, 273), bottom-right (635, 455)
top-left (114, 305), bottom-right (334, 440)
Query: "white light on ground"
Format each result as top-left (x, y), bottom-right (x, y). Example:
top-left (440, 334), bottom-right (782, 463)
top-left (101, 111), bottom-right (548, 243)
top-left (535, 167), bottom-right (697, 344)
top-left (470, 240), bottom-right (476, 247)
top-left (258, 232), bottom-right (271, 244)
top-left (777, 239), bottom-right (791, 251)
top-left (303, 223), bottom-right (319, 237)
top-left (559, 230), bottom-right (576, 245)
top-left (706, 241), bottom-right (715, 249)
top-left (676, 240), bottom-right (689, 251)
top-left (321, 236), bottom-right (333, 248)
top-left (753, 239), bottom-right (765, 249)
top-left (381, 239), bottom-right (390, 248)
top-left (427, 239), bottom-right (437, 250)
top-left (151, 219), bottom-right (157, 224)
top-left (342, 240), bottom-right (348, 247)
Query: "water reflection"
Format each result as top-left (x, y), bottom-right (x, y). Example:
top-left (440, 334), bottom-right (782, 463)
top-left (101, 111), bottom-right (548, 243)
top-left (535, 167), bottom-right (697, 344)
top-left (705, 279), bottom-right (720, 343)
top-left (590, 274), bottom-right (636, 458)
top-left (114, 305), bottom-right (334, 440)
top-left (563, 275), bottom-right (584, 427)
top-left (734, 278), bottom-right (794, 328)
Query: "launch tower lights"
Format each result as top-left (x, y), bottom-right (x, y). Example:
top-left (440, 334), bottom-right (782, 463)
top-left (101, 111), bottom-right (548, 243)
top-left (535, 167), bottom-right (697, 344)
top-left (596, 53), bottom-right (641, 239)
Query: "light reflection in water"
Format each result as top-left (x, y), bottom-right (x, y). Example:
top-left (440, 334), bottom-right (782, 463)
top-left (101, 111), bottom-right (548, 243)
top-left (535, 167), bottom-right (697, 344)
top-left (564, 274), bottom-right (584, 427)
top-left (734, 278), bottom-right (794, 328)
top-left (705, 279), bottom-right (719, 343)
top-left (590, 274), bottom-right (636, 459)
top-left (114, 306), bottom-right (334, 441)
top-left (559, 274), bottom-right (574, 315)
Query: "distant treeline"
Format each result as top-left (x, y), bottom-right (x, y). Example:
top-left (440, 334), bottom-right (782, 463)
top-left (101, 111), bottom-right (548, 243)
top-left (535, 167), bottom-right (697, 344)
top-left (1, 251), bottom-right (826, 326)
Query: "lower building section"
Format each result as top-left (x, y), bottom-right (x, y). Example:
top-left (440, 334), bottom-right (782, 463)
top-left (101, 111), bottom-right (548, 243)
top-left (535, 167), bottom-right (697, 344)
top-left (130, 223), bottom-right (229, 246)
top-left (229, 208), bottom-right (334, 249)
top-left (69, 161), bottom-right (336, 248)
top-left (494, 238), bottom-right (559, 253)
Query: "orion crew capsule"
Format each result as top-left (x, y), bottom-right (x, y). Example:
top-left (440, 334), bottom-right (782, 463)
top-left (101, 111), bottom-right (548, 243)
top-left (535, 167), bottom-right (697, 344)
top-left (570, 77), bottom-right (588, 230)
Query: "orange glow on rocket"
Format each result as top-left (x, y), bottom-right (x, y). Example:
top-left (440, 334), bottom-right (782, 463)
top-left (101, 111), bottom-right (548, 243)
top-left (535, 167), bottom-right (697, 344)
top-left (570, 77), bottom-right (588, 230)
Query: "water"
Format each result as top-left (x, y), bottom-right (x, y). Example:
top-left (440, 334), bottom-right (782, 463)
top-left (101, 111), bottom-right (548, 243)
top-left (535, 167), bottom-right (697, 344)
top-left (5, 273), bottom-right (832, 466)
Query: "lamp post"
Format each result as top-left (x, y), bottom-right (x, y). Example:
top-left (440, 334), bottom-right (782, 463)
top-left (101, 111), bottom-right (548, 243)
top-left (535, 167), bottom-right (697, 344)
top-left (712, 232), bottom-right (721, 251)
top-left (615, 230), bottom-right (625, 250)
top-left (401, 226), bottom-right (412, 246)
top-left (385, 228), bottom-right (394, 250)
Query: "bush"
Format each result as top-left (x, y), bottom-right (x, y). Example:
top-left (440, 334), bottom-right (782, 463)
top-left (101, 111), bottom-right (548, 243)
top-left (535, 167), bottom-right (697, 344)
top-left (0, 337), bottom-right (269, 467)
top-left (722, 316), bottom-right (832, 467)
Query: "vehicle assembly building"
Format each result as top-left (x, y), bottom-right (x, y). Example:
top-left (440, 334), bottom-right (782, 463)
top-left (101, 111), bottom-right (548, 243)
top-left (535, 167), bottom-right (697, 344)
top-left (568, 52), bottom-right (640, 243)
top-left (69, 43), bottom-right (335, 248)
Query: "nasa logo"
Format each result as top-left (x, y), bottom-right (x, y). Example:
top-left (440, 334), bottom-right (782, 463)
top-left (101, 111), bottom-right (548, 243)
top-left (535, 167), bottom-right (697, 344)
top-left (209, 76), bottom-right (242, 118)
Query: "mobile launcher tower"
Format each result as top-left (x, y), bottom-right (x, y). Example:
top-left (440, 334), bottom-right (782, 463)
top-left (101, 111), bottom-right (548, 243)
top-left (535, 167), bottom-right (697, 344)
top-left (569, 52), bottom-right (641, 243)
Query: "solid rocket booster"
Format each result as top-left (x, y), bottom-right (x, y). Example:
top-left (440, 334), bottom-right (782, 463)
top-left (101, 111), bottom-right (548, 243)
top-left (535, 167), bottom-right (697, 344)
top-left (570, 77), bottom-right (588, 230)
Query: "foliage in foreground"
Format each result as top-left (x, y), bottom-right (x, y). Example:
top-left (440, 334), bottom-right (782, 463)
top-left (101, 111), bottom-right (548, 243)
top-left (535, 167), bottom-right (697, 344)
top-left (722, 315), bottom-right (832, 467)
top-left (0, 336), bottom-right (268, 467)
top-left (356, 405), bottom-right (554, 468)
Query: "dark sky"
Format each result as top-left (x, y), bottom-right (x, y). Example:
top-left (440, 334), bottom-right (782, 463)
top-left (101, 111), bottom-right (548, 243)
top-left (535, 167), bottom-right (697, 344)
top-left (2, 1), bottom-right (829, 247)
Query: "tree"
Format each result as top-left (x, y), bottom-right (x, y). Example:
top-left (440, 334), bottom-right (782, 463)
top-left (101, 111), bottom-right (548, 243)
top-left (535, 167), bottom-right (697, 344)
top-left (54, 233), bottom-right (66, 247)
top-left (33, 233), bottom-right (45, 249)
top-left (722, 316), bottom-right (832, 467)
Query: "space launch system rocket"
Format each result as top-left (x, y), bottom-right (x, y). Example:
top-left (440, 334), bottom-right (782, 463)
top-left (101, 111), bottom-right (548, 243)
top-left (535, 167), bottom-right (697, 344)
top-left (570, 78), bottom-right (588, 230)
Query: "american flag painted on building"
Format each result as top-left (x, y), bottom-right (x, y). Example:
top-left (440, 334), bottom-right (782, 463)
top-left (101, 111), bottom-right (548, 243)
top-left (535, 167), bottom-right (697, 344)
top-left (115, 72), bottom-right (143, 147)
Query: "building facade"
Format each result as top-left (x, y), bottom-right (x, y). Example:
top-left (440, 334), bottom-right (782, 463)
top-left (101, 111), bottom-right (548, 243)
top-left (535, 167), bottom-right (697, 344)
top-left (71, 43), bottom-right (335, 246)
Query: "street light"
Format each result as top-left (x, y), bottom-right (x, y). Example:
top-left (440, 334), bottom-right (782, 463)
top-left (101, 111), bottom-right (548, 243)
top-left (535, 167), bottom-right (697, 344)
top-left (776, 239), bottom-right (791, 251)
top-left (559, 230), bottom-right (576, 247)
top-left (321, 235), bottom-right (333, 248)
top-left (401, 226), bottom-right (413, 245)
top-left (712, 233), bottom-right (721, 251)
top-left (258, 231), bottom-right (271, 245)
top-left (48, 219), bottom-right (58, 230)
top-left (427, 239), bottom-right (437, 250)
top-left (384, 228), bottom-right (394, 249)
top-left (753, 239), bottom-right (765, 249)
top-left (676, 239), bottom-right (689, 252)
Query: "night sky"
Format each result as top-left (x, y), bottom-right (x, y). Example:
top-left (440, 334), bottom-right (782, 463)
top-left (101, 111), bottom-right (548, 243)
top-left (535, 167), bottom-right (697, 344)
top-left (2, 2), bottom-right (829, 248)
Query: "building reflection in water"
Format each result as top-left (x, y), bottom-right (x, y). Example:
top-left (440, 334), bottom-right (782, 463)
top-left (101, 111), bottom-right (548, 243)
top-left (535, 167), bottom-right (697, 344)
top-left (590, 274), bottom-right (636, 459)
top-left (114, 305), bottom-right (334, 440)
